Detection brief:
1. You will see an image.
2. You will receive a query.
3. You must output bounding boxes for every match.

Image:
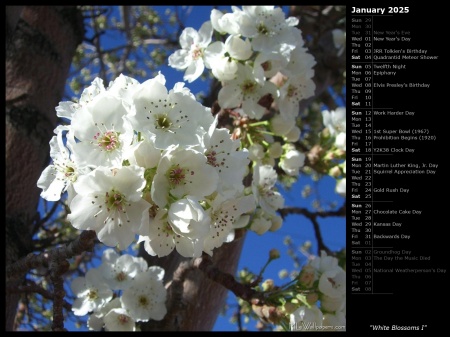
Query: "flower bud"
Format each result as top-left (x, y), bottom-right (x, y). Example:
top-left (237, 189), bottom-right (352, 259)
top-left (269, 249), bottom-right (280, 260)
top-left (261, 279), bottom-right (275, 292)
top-left (298, 265), bottom-right (315, 288)
top-left (329, 166), bottom-right (342, 178)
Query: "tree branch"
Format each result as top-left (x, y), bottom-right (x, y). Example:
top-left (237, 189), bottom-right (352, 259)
top-left (278, 204), bottom-right (346, 254)
top-left (193, 254), bottom-right (266, 305)
top-left (7, 281), bottom-right (72, 311)
top-left (49, 257), bottom-right (70, 331)
top-left (6, 230), bottom-right (97, 284)
top-left (90, 8), bottom-right (107, 83)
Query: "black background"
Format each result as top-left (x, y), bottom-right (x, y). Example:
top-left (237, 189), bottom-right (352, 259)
top-left (347, 3), bottom-right (447, 334)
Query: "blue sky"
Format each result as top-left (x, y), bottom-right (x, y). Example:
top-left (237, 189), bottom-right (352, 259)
top-left (41, 5), bottom-right (346, 331)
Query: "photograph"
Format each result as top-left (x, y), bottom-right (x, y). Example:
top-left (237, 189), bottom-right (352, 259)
top-left (5, 4), bottom-right (444, 333)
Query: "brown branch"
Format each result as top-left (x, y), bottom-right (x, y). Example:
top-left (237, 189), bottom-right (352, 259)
top-left (90, 8), bottom-right (107, 83)
top-left (310, 217), bottom-right (330, 255)
top-left (6, 230), bottom-right (97, 283)
top-left (117, 6), bottom-right (134, 75)
top-left (49, 257), bottom-right (70, 331)
top-left (7, 230), bottom-right (95, 330)
top-left (278, 204), bottom-right (346, 255)
top-left (279, 204), bottom-right (346, 219)
top-left (193, 254), bottom-right (266, 305)
top-left (236, 303), bottom-right (243, 331)
top-left (7, 281), bottom-right (72, 311)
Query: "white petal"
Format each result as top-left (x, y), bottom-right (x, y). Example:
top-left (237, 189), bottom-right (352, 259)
top-left (104, 308), bottom-right (135, 331)
top-left (179, 27), bottom-right (198, 49)
top-left (37, 166), bottom-right (66, 201)
top-left (226, 35), bottom-right (252, 60)
top-left (183, 59), bottom-right (204, 83)
top-left (218, 84), bottom-right (242, 109)
top-left (197, 20), bottom-right (213, 45)
top-left (168, 49), bottom-right (190, 70)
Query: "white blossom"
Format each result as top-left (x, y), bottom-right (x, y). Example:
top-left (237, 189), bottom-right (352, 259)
top-left (336, 178), bottom-right (346, 197)
top-left (270, 113), bottom-right (296, 136)
top-left (218, 63), bottom-right (277, 120)
top-left (138, 208), bottom-right (203, 258)
top-left (204, 193), bottom-right (256, 255)
top-left (168, 196), bottom-right (210, 242)
top-left (253, 50), bottom-right (288, 81)
top-left (310, 250), bottom-right (340, 275)
top-left (120, 267), bottom-right (167, 322)
top-left (251, 164), bottom-right (284, 215)
top-left (282, 46), bottom-right (316, 78)
top-left (237, 6), bottom-right (302, 54)
top-left (321, 294), bottom-right (346, 313)
top-left (56, 77), bottom-right (105, 121)
top-left (70, 93), bottom-right (134, 168)
top-left (104, 308), bottom-right (136, 331)
top-left (123, 136), bottom-right (161, 169)
top-left (248, 143), bottom-right (265, 163)
top-left (335, 132), bottom-right (346, 151)
top-left (168, 21), bottom-right (213, 82)
top-left (250, 209), bottom-right (273, 235)
top-left (99, 249), bottom-right (148, 290)
top-left (319, 266), bottom-right (346, 298)
top-left (87, 298), bottom-right (122, 331)
top-left (210, 8), bottom-right (242, 35)
top-left (71, 268), bottom-right (113, 316)
top-left (278, 74), bottom-right (316, 120)
top-left (204, 35), bottom-right (253, 81)
top-left (200, 121), bottom-right (249, 191)
top-left (67, 166), bottom-right (150, 250)
top-left (128, 75), bottom-right (211, 149)
top-left (290, 305), bottom-right (323, 331)
top-left (323, 311), bottom-right (346, 329)
top-left (322, 107), bottom-right (346, 136)
top-left (285, 125), bottom-right (301, 142)
top-left (279, 144), bottom-right (305, 176)
top-left (37, 126), bottom-right (81, 201)
top-left (106, 73), bottom-right (140, 105)
top-left (151, 145), bottom-right (218, 208)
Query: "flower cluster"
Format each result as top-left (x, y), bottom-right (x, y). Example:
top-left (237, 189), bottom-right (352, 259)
top-left (35, 6), bottom-right (347, 332)
top-left (241, 251), bottom-right (345, 330)
top-left (169, 5), bottom-right (316, 232)
top-left (321, 107), bottom-right (346, 196)
top-left (37, 72), bottom-right (256, 257)
top-left (236, 251), bottom-right (345, 331)
top-left (169, 6), bottom-right (316, 123)
top-left (70, 249), bottom-right (166, 331)
top-left (289, 251), bottom-right (346, 330)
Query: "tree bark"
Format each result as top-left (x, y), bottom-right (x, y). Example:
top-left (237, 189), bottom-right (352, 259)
top-left (139, 230), bottom-right (246, 331)
top-left (5, 6), bottom-right (84, 331)
top-left (5, 6), bottom-right (24, 49)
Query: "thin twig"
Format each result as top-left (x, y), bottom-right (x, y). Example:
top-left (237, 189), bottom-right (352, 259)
top-left (6, 230), bottom-right (97, 283)
top-left (7, 281), bottom-right (72, 311)
top-left (278, 205), bottom-right (346, 255)
top-left (49, 257), bottom-right (70, 331)
top-left (193, 254), bottom-right (266, 305)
